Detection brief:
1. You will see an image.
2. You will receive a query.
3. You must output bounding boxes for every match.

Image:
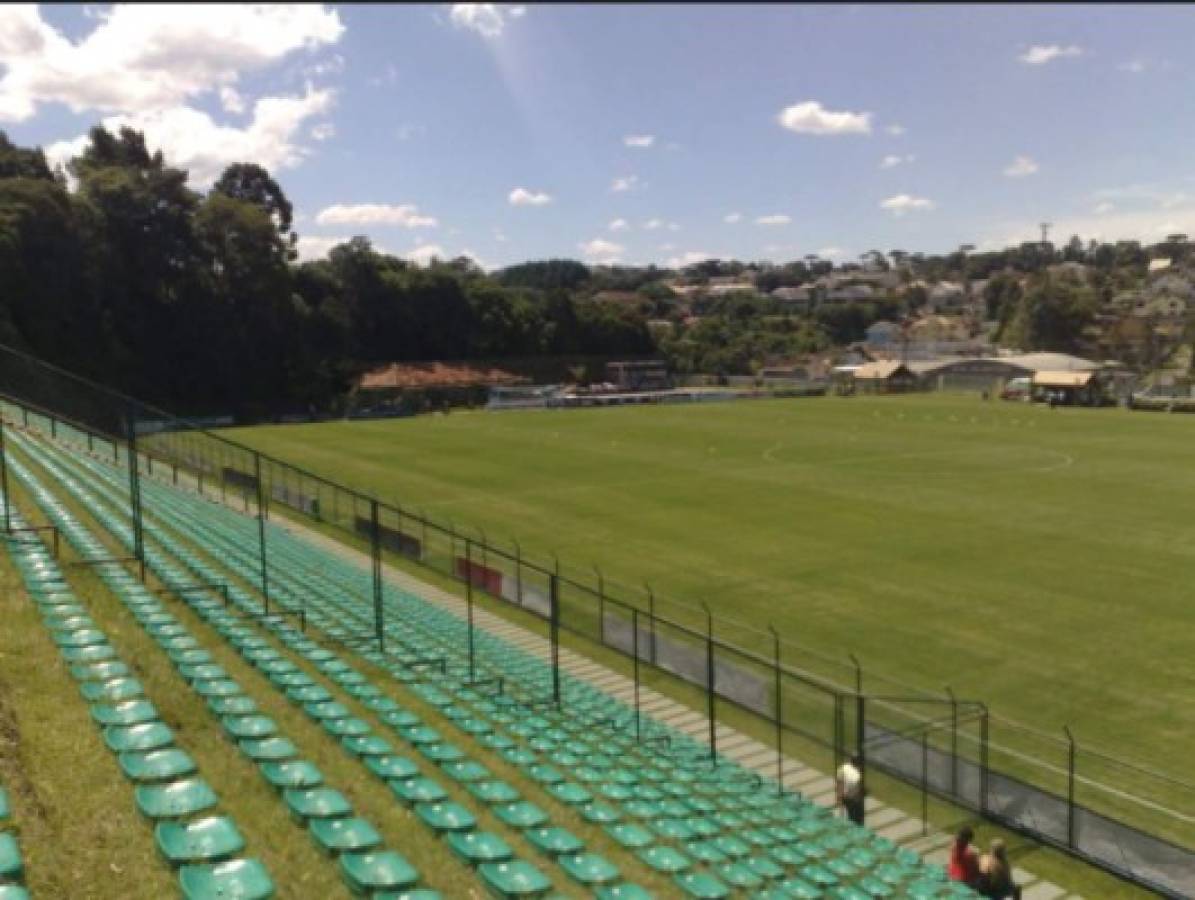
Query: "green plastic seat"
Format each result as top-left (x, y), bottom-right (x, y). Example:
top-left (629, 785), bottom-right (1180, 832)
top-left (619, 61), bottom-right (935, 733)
top-left (365, 756), bottom-right (420, 781)
top-left (81, 677), bottom-right (143, 703)
top-left (441, 760), bottom-right (488, 783)
top-left (637, 845), bottom-right (691, 873)
top-left (446, 831), bottom-right (513, 866)
top-left (207, 695), bottom-right (258, 716)
top-left (0, 789), bottom-right (7, 822)
top-left (477, 860), bottom-right (552, 898)
top-left (91, 699), bottom-right (158, 727)
top-left (712, 835), bottom-right (750, 859)
top-left (418, 742), bottom-right (465, 764)
top-left (716, 862), bottom-right (762, 889)
top-left (239, 737), bottom-right (297, 762)
top-left (305, 701), bottom-right (351, 721)
top-left (414, 801), bottom-right (477, 833)
top-left (558, 852), bottom-right (619, 886)
top-left (579, 803), bottom-right (621, 824)
top-left (179, 858), bottom-right (275, 900)
top-left (194, 679), bottom-right (242, 699)
top-left (673, 871), bottom-right (730, 899)
top-left (179, 664), bottom-right (228, 683)
top-left (340, 851), bottom-right (419, 894)
top-left (323, 717), bottom-right (370, 738)
top-left (0, 833), bottom-right (22, 882)
top-left (136, 778), bottom-right (219, 820)
top-left (260, 760), bottom-right (324, 791)
top-left (775, 876), bottom-right (822, 899)
top-left (467, 780), bottom-right (521, 805)
top-left (389, 776), bottom-right (448, 805)
top-left (222, 716), bottom-right (278, 741)
top-left (156, 816), bottom-right (246, 864)
top-left (71, 660), bottom-right (130, 682)
top-left (342, 735), bottom-right (393, 758)
top-left (104, 722), bottom-right (175, 753)
top-left (120, 749), bottom-right (198, 783)
top-left (547, 782), bottom-right (591, 805)
top-left (605, 823), bottom-right (653, 850)
top-left (284, 787), bottom-right (352, 821)
top-left (595, 883), bottom-right (652, 900)
top-left (0, 886), bottom-right (30, 900)
top-left (525, 827), bottom-right (583, 857)
top-left (685, 840), bottom-right (727, 864)
top-left (310, 816), bottom-right (382, 855)
top-left (56, 628), bottom-right (107, 648)
top-left (286, 685), bottom-right (332, 705)
top-left (493, 801), bottom-right (549, 829)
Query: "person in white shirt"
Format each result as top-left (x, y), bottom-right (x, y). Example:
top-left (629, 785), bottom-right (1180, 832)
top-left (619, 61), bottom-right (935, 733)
top-left (835, 753), bottom-right (865, 825)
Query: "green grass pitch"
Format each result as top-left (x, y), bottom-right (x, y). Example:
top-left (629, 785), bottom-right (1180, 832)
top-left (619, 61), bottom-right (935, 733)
top-left (230, 393), bottom-right (1195, 787)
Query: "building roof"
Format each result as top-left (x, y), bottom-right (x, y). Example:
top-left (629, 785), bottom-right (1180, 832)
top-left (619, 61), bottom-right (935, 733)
top-left (853, 361), bottom-right (912, 380)
top-left (998, 351), bottom-right (1100, 372)
top-left (358, 362), bottom-right (526, 390)
top-left (1033, 371), bottom-right (1097, 388)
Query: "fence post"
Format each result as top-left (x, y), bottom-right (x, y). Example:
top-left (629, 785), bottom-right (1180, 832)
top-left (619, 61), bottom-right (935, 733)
top-left (371, 498), bottom-right (384, 653)
top-left (768, 624), bottom-right (783, 795)
top-left (594, 565), bottom-right (605, 644)
top-left (254, 453), bottom-right (269, 616)
top-left (632, 608), bottom-right (641, 742)
top-left (644, 582), bottom-right (657, 664)
top-left (513, 539), bottom-right (523, 606)
top-left (87, 431), bottom-right (93, 454)
top-left (1064, 725), bottom-right (1076, 849)
top-left (465, 539), bottom-right (476, 682)
top-left (702, 601), bottom-right (716, 765)
top-left (549, 573), bottom-right (561, 708)
top-left (946, 686), bottom-right (959, 800)
top-left (125, 407), bottom-right (145, 581)
top-left (921, 730), bottom-right (929, 836)
top-left (848, 652), bottom-right (862, 697)
top-left (0, 412), bottom-right (9, 534)
top-left (855, 693), bottom-right (866, 814)
top-left (980, 703), bottom-right (990, 816)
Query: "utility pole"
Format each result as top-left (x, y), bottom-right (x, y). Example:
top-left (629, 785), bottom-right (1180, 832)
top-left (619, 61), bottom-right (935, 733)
top-left (1040, 222), bottom-right (1052, 247)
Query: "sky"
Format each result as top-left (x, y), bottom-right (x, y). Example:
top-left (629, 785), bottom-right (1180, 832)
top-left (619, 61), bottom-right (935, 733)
top-left (3, 3), bottom-right (1195, 270)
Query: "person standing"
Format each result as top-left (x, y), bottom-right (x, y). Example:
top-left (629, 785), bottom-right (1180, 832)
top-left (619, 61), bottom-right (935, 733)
top-left (835, 753), bottom-right (865, 825)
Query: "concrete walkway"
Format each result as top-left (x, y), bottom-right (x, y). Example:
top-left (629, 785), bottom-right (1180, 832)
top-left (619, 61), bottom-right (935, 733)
top-left (251, 503), bottom-right (1084, 900)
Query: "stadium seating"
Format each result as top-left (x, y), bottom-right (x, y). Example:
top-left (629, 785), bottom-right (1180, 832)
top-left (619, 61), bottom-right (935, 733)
top-left (6, 424), bottom-right (978, 899)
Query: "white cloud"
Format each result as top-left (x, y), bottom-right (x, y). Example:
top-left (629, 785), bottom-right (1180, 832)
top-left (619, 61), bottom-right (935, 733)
top-left (508, 187), bottom-right (552, 206)
top-left (817, 246), bottom-right (848, 260)
top-left (295, 234), bottom-right (349, 261)
top-left (493, 229), bottom-right (507, 242)
top-left (1003, 155), bottom-right (1039, 178)
top-left (623, 134), bottom-right (655, 148)
top-left (723, 212), bottom-right (743, 224)
top-left (310, 122), bottom-right (335, 141)
top-left (0, 4), bottom-right (343, 122)
top-left (219, 86), bottom-right (245, 114)
top-left (880, 194), bottom-right (935, 216)
top-left (407, 243), bottom-right (446, 265)
top-left (777, 100), bottom-right (871, 136)
top-left (1019, 44), bottom-right (1083, 66)
top-left (1094, 202), bottom-right (1116, 215)
top-left (608, 218), bottom-right (630, 232)
top-left (755, 214), bottom-right (792, 226)
top-left (45, 86), bottom-right (335, 185)
top-left (1118, 59), bottom-right (1147, 74)
top-left (316, 203), bottom-right (438, 228)
top-left (886, 124), bottom-right (907, 136)
top-left (610, 174), bottom-right (642, 193)
top-left (666, 250), bottom-right (718, 268)
top-left (448, 4), bottom-right (524, 39)
top-left (880, 154), bottom-right (915, 169)
top-left (579, 238), bottom-right (623, 263)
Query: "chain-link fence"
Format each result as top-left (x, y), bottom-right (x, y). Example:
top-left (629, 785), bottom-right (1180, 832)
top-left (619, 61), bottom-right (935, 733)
top-left (0, 340), bottom-right (1191, 897)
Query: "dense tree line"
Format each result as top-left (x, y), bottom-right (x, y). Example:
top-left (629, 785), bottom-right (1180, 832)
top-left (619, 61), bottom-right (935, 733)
top-left (0, 128), bottom-right (653, 417)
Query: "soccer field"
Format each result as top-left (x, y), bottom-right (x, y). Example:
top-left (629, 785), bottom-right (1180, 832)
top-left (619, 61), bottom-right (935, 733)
top-left (230, 394), bottom-right (1195, 784)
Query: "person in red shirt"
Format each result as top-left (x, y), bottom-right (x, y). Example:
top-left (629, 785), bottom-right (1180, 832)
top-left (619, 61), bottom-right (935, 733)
top-left (948, 825), bottom-right (981, 887)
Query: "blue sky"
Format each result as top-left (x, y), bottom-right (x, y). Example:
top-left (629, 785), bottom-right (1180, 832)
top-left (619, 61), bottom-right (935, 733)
top-left (3, 4), bottom-right (1195, 269)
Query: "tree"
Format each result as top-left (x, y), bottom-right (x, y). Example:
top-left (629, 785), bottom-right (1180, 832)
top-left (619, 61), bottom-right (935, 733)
top-left (212, 163), bottom-right (296, 259)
